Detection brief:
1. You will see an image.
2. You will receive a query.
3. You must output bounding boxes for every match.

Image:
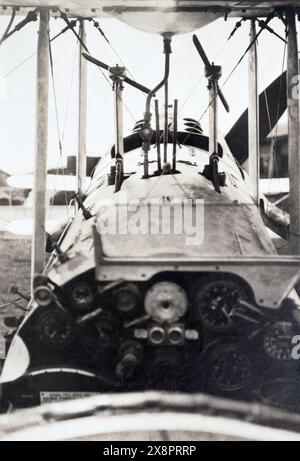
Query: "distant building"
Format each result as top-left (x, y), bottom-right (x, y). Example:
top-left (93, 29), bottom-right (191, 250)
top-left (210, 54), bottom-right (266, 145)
top-left (0, 170), bottom-right (27, 206)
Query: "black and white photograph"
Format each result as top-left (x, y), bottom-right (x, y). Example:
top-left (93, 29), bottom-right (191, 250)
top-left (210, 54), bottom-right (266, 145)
top-left (0, 0), bottom-right (300, 443)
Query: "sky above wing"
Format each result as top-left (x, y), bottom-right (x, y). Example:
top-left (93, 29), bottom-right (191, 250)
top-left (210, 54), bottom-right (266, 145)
top-left (0, 14), bottom-right (292, 174)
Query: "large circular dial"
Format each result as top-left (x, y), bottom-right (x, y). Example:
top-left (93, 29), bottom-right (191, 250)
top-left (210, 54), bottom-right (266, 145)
top-left (195, 280), bottom-right (245, 331)
top-left (263, 321), bottom-right (295, 361)
top-left (209, 344), bottom-right (252, 392)
top-left (145, 282), bottom-right (188, 324)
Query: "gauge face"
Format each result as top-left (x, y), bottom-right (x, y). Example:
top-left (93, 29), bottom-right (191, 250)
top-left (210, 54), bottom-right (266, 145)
top-left (145, 282), bottom-right (188, 324)
top-left (195, 281), bottom-right (244, 331)
top-left (209, 344), bottom-right (252, 392)
top-left (68, 282), bottom-right (95, 312)
top-left (263, 321), bottom-right (295, 361)
top-left (36, 310), bottom-right (74, 349)
top-left (113, 283), bottom-right (140, 314)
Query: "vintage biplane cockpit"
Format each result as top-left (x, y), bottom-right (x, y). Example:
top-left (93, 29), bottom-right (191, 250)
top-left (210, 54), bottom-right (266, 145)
top-left (1, 3), bottom-right (300, 435)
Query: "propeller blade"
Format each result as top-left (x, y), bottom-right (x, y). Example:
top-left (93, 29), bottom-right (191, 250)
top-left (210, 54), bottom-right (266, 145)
top-left (225, 69), bottom-right (288, 164)
top-left (193, 34), bottom-right (229, 113)
top-left (193, 34), bottom-right (211, 69)
top-left (124, 76), bottom-right (153, 96)
top-left (83, 53), bottom-right (152, 95)
top-left (218, 88), bottom-right (230, 113)
top-left (83, 53), bottom-right (109, 71)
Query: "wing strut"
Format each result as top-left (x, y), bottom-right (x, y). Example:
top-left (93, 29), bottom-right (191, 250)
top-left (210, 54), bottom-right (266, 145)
top-left (287, 9), bottom-right (300, 255)
top-left (31, 8), bottom-right (50, 285)
top-left (248, 19), bottom-right (260, 205)
top-left (77, 19), bottom-right (87, 196)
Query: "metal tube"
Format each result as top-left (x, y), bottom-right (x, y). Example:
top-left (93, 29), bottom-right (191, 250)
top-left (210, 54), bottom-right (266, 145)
top-left (287, 9), bottom-right (300, 255)
top-left (31, 8), bottom-right (50, 282)
top-left (144, 40), bottom-right (171, 117)
top-left (155, 99), bottom-right (162, 173)
top-left (209, 80), bottom-right (218, 156)
top-left (114, 79), bottom-right (124, 191)
top-left (109, 66), bottom-right (125, 192)
top-left (77, 19), bottom-right (87, 194)
top-left (164, 80), bottom-right (169, 163)
top-left (206, 64), bottom-right (222, 193)
top-left (143, 37), bottom-right (171, 178)
top-left (248, 19), bottom-right (260, 205)
top-left (172, 99), bottom-right (178, 172)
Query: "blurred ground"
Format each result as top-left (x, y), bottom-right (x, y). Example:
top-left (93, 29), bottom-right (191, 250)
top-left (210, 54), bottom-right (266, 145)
top-left (0, 232), bottom-right (31, 337)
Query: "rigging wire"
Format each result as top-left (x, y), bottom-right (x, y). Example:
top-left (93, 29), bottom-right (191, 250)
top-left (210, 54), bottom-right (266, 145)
top-left (90, 19), bottom-right (136, 81)
top-left (0, 216), bottom-right (10, 223)
top-left (3, 19), bottom-right (79, 80)
top-left (183, 13), bottom-right (281, 144)
top-left (0, 298), bottom-right (27, 312)
top-left (263, 38), bottom-right (289, 235)
top-left (179, 19), bottom-right (244, 115)
top-left (89, 17), bottom-right (157, 114)
top-left (88, 18), bottom-right (159, 122)
top-left (59, 11), bottom-right (112, 89)
top-left (0, 8), bottom-right (38, 45)
top-left (47, 20), bottom-right (136, 211)
top-left (63, 14), bottom-right (138, 123)
top-left (48, 31), bottom-right (70, 217)
top-left (176, 13), bottom-right (289, 173)
top-left (49, 37), bottom-right (63, 158)
top-left (0, 7), bottom-right (16, 46)
top-left (61, 38), bottom-right (78, 143)
top-left (171, 173), bottom-right (190, 200)
top-left (220, 13), bottom-right (275, 92)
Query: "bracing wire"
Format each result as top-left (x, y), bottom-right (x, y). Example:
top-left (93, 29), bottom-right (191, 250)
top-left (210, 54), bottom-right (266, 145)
top-left (180, 14), bottom-right (281, 150)
top-left (259, 40), bottom-right (287, 195)
top-left (88, 19), bottom-right (157, 121)
top-left (77, 18), bottom-right (138, 123)
top-left (0, 299), bottom-right (28, 312)
top-left (263, 39), bottom-right (289, 235)
top-left (90, 19), bottom-right (136, 81)
top-left (62, 39), bottom-right (78, 143)
top-left (0, 216), bottom-right (10, 223)
top-left (48, 31), bottom-right (70, 218)
top-left (0, 7), bottom-right (16, 46)
top-left (3, 19), bottom-right (79, 80)
top-left (179, 23), bottom-right (240, 115)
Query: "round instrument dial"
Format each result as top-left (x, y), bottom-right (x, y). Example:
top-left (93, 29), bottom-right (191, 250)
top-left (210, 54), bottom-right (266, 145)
top-left (263, 321), bottom-right (295, 361)
top-left (145, 282), bottom-right (188, 324)
top-left (209, 344), bottom-right (252, 392)
top-left (195, 281), bottom-right (244, 331)
top-left (67, 281), bottom-right (95, 312)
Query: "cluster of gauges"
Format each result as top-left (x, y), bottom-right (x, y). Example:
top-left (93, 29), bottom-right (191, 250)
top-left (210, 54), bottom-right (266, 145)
top-left (32, 274), bottom-right (299, 403)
